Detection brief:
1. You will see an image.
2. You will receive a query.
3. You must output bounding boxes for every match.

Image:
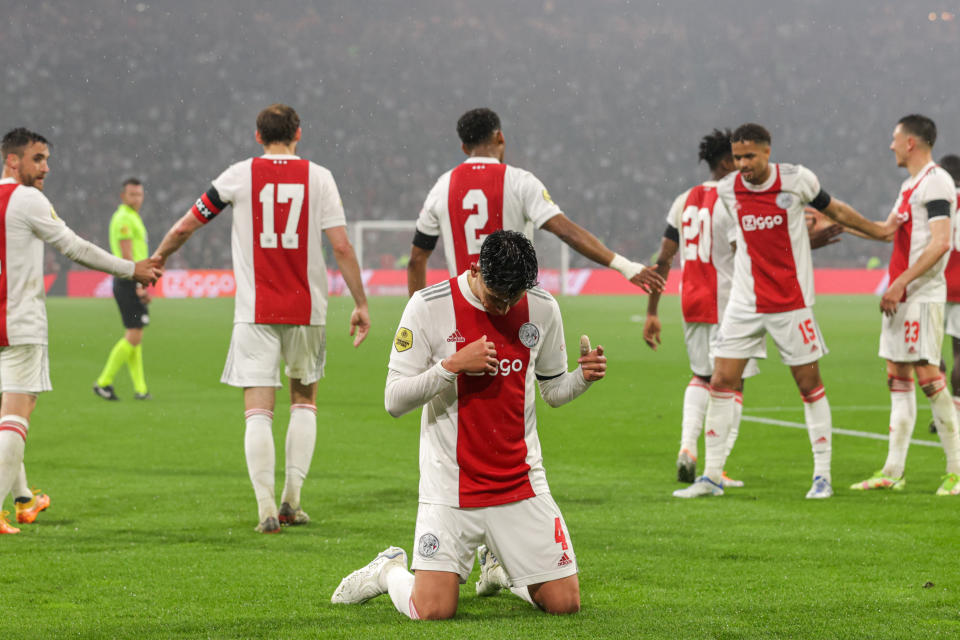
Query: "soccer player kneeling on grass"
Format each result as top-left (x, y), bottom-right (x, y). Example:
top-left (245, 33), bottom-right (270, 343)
top-left (331, 230), bottom-right (604, 618)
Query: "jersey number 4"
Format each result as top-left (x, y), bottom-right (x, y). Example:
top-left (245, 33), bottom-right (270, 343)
top-left (258, 183), bottom-right (304, 249)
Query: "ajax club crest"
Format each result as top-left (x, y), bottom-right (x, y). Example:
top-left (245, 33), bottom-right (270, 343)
top-left (518, 322), bottom-right (540, 348)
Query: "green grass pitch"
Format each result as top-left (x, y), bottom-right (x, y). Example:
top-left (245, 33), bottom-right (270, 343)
top-left (3, 294), bottom-right (959, 638)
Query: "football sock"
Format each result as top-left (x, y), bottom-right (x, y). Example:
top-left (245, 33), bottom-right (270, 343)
top-left (280, 404), bottom-right (317, 509)
top-left (802, 387), bottom-right (831, 481)
top-left (13, 463), bottom-right (30, 502)
top-left (702, 388), bottom-right (735, 483)
top-left (723, 391), bottom-right (744, 465)
top-left (882, 376), bottom-right (916, 479)
top-left (128, 344), bottom-right (147, 395)
top-left (0, 416), bottom-right (28, 500)
top-left (385, 565), bottom-right (419, 619)
top-left (921, 375), bottom-right (960, 474)
top-left (244, 409), bottom-right (277, 521)
top-left (510, 586), bottom-right (539, 607)
top-left (680, 377), bottom-right (710, 457)
top-left (97, 338), bottom-right (133, 387)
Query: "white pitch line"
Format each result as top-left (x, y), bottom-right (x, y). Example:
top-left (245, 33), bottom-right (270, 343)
top-left (746, 405), bottom-right (894, 413)
top-left (741, 414), bottom-right (942, 448)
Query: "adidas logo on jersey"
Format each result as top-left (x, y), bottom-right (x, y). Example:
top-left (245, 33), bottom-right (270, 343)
top-left (447, 329), bottom-right (465, 343)
top-left (558, 553), bottom-right (573, 567)
top-left (705, 429), bottom-right (719, 438)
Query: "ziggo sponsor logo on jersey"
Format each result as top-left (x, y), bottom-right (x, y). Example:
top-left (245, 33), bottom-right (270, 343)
top-left (465, 358), bottom-right (524, 377)
top-left (741, 213), bottom-right (785, 232)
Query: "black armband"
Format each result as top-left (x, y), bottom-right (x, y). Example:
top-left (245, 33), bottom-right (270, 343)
top-left (536, 371), bottom-right (564, 382)
top-left (926, 199), bottom-right (951, 219)
top-left (664, 224), bottom-right (680, 243)
top-left (191, 185), bottom-right (229, 223)
top-left (809, 189), bottom-right (831, 212)
top-left (412, 230), bottom-right (439, 251)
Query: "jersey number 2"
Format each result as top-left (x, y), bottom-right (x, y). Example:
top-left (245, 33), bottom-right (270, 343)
top-left (259, 183), bottom-right (304, 249)
top-left (462, 189), bottom-right (489, 254)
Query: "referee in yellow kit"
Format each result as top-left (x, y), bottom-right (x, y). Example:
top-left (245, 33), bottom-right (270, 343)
top-left (94, 178), bottom-right (151, 400)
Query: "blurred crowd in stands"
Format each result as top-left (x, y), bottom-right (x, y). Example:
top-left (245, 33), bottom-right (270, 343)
top-left (4, 0), bottom-right (959, 275)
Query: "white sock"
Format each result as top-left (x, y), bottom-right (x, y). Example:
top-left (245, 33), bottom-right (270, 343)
top-left (0, 416), bottom-right (29, 505)
top-left (384, 565), bottom-right (419, 619)
top-left (882, 376), bottom-right (916, 479)
top-left (802, 387), bottom-right (831, 481)
top-left (680, 377), bottom-right (710, 456)
top-left (281, 404), bottom-right (317, 508)
top-left (723, 391), bottom-right (744, 465)
top-left (509, 586), bottom-right (538, 607)
top-left (702, 388), bottom-right (735, 483)
top-left (244, 409), bottom-right (277, 521)
top-left (922, 375), bottom-right (960, 474)
top-left (13, 463), bottom-right (30, 502)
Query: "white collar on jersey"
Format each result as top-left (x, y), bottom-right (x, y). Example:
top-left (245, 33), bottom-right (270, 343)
top-left (0, 177), bottom-right (16, 185)
top-left (906, 160), bottom-right (937, 185)
top-left (261, 153), bottom-right (300, 159)
top-left (457, 272), bottom-right (487, 312)
top-left (464, 156), bottom-right (500, 164)
top-left (738, 163), bottom-right (779, 192)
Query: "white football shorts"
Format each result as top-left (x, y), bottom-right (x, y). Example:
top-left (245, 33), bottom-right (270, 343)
top-left (0, 344), bottom-right (51, 394)
top-left (683, 322), bottom-right (759, 379)
top-left (879, 300), bottom-right (943, 365)
top-left (945, 302), bottom-right (960, 339)
top-left (411, 494), bottom-right (577, 588)
top-left (221, 323), bottom-right (326, 388)
top-left (713, 303), bottom-right (828, 366)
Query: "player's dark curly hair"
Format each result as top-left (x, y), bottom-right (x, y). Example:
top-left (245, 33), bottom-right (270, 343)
top-left (1, 127), bottom-right (49, 158)
top-left (256, 104), bottom-right (300, 145)
top-left (731, 123), bottom-right (771, 146)
top-left (940, 154), bottom-right (960, 186)
top-left (478, 230), bottom-right (539, 298)
top-left (699, 129), bottom-right (732, 171)
top-left (457, 108), bottom-right (501, 149)
top-left (898, 114), bottom-right (937, 148)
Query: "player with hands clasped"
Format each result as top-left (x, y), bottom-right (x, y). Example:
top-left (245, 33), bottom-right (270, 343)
top-left (0, 128), bottom-right (159, 534)
top-left (152, 104), bottom-right (370, 532)
top-left (851, 115), bottom-right (960, 496)
top-left (332, 230), bottom-right (602, 619)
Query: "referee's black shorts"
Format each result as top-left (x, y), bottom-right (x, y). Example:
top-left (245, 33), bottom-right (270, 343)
top-left (113, 278), bottom-right (150, 329)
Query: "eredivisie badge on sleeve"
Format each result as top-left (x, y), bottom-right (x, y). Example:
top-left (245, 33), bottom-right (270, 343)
top-left (394, 327), bottom-right (413, 352)
top-left (518, 322), bottom-right (539, 348)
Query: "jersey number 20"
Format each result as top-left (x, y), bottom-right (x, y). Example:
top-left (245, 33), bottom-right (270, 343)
top-left (258, 183), bottom-right (304, 249)
top-left (681, 205), bottom-right (712, 264)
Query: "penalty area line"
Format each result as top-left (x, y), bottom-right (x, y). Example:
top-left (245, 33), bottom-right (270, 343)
top-left (741, 414), bottom-right (942, 448)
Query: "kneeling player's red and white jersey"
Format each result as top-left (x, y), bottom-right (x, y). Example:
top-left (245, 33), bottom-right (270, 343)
top-left (416, 157), bottom-right (562, 276)
top-left (935, 188), bottom-right (960, 303)
top-left (717, 163), bottom-right (821, 314)
top-left (665, 181), bottom-right (736, 324)
top-left (887, 162), bottom-right (956, 303)
top-left (389, 273), bottom-right (568, 508)
top-left (191, 154), bottom-right (347, 325)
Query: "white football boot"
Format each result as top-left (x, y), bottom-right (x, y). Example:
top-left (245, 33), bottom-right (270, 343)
top-left (672, 476), bottom-right (724, 498)
top-left (475, 545), bottom-right (511, 596)
top-left (331, 546), bottom-right (408, 604)
top-left (805, 475), bottom-right (833, 499)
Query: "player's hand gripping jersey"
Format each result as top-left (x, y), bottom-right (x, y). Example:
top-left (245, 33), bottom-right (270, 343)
top-left (887, 162), bottom-right (958, 303)
top-left (416, 157), bottom-right (562, 275)
top-left (665, 181), bottom-right (736, 324)
top-left (191, 155), bottom-right (347, 325)
top-left (717, 163), bottom-right (827, 314)
top-left (388, 273), bottom-right (568, 508)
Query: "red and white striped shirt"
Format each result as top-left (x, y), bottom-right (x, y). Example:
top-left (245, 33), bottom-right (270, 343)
top-left (943, 190), bottom-right (960, 303)
top-left (665, 181), bottom-right (736, 324)
top-left (416, 157), bottom-right (562, 276)
top-left (887, 162), bottom-right (957, 303)
top-left (717, 163), bottom-right (822, 313)
top-left (193, 155), bottom-right (347, 325)
top-left (388, 272), bottom-right (567, 508)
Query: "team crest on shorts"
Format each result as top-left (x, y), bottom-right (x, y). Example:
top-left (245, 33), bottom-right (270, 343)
top-left (394, 327), bottom-right (413, 352)
top-left (518, 322), bottom-right (539, 348)
top-left (775, 193), bottom-right (794, 210)
top-left (418, 533), bottom-right (439, 558)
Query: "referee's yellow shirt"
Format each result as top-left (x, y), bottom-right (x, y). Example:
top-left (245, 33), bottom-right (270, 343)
top-left (108, 204), bottom-right (148, 260)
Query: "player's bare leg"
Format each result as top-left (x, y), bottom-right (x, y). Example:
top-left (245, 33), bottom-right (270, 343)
top-left (948, 337), bottom-right (960, 435)
top-left (243, 386), bottom-right (279, 532)
top-left (789, 362), bottom-right (833, 498)
top-left (279, 379), bottom-right (318, 525)
top-left (674, 357), bottom-right (746, 497)
top-left (525, 574), bottom-right (581, 615)
top-left (408, 570), bottom-right (461, 620)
